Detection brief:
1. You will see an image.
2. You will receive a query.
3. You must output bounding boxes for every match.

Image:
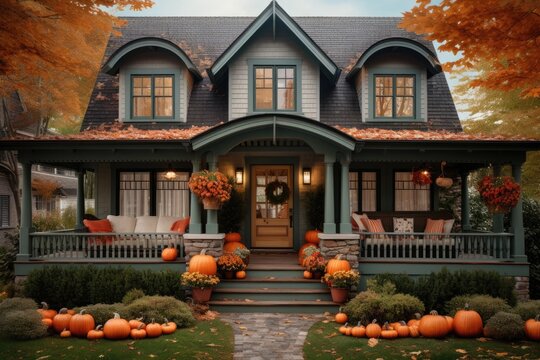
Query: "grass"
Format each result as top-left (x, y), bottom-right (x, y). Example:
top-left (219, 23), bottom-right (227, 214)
top-left (0, 319), bottom-right (233, 360)
top-left (304, 321), bottom-right (540, 360)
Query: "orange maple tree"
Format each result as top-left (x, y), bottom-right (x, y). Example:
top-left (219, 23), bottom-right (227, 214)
top-left (401, 0), bottom-right (540, 98)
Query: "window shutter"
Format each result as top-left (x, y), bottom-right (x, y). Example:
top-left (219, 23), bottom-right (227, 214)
top-left (0, 195), bottom-right (9, 228)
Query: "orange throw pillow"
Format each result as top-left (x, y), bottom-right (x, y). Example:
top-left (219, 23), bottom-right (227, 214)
top-left (83, 219), bottom-right (113, 245)
top-left (424, 218), bottom-right (444, 233)
top-left (361, 218), bottom-right (386, 233)
top-left (171, 217), bottom-right (190, 234)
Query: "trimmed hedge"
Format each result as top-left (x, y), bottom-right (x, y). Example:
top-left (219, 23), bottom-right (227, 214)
top-left (513, 300), bottom-right (540, 321)
top-left (24, 266), bottom-right (185, 309)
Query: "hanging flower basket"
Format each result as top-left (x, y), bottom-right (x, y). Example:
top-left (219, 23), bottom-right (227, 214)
top-left (265, 180), bottom-right (290, 205)
top-left (477, 175), bottom-right (521, 214)
top-left (202, 197), bottom-right (221, 210)
top-left (412, 170), bottom-right (432, 186)
top-left (188, 170), bottom-right (232, 207)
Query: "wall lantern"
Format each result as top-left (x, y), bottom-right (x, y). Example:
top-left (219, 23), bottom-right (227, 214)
top-left (235, 167), bottom-right (244, 184)
top-left (164, 165), bottom-right (177, 180)
top-left (303, 168), bottom-right (312, 185)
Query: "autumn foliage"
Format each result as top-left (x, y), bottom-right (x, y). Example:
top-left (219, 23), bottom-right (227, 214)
top-left (188, 170), bottom-right (232, 203)
top-left (32, 179), bottom-right (60, 199)
top-left (401, 0), bottom-right (540, 98)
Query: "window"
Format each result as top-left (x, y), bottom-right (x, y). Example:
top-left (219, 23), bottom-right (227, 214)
top-left (254, 66), bottom-right (296, 111)
top-left (0, 195), bottom-right (9, 228)
top-left (349, 171), bottom-right (378, 213)
top-left (374, 75), bottom-right (415, 118)
top-left (394, 172), bottom-right (430, 211)
top-left (131, 75), bottom-right (174, 119)
top-left (119, 171), bottom-right (189, 217)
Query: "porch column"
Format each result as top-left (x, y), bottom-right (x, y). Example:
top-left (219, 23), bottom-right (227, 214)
top-left (492, 165), bottom-right (504, 233)
top-left (189, 160), bottom-right (202, 234)
top-left (511, 162), bottom-right (527, 261)
top-left (339, 158), bottom-right (352, 233)
top-left (206, 156), bottom-right (219, 234)
top-left (323, 155), bottom-right (336, 234)
top-left (460, 171), bottom-right (471, 231)
top-left (18, 162), bottom-right (32, 261)
top-left (76, 169), bottom-right (85, 229)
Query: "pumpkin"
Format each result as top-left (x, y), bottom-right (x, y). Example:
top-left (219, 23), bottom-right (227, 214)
top-left (338, 322), bottom-right (349, 335)
top-left (87, 325), bottom-right (104, 340)
top-left (525, 315), bottom-right (540, 341)
top-left (445, 315), bottom-right (454, 332)
top-left (351, 322), bottom-right (366, 338)
top-left (188, 249), bottom-right (218, 275)
top-left (304, 230), bottom-right (320, 245)
top-left (129, 317), bottom-right (145, 330)
top-left (130, 323), bottom-right (147, 339)
top-left (365, 319), bottom-right (382, 338)
top-left (409, 325), bottom-right (419, 337)
top-left (335, 308), bottom-right (348, 324)
top-left (303, 270), bottom-right (313, 279)
top-left (436, 177), bottom-right (453, 189)
top-left (418, 310), bottom-right (449, 338)
top-left (60, 328), bottom-right (71, 338)
top-left (161, 244), bottom-right (178, 261)
top-left (69, 309), bottom-right (95, 338)
top-left (146, 319), bottom-right (163, 338)
top-left (38, 302), bottom-right (57, 319)
top-left (298, 243), bottom-right (318, 265)
top-left (407, 313), bottom-right (422, 327)
top-left (224, 232), bottom-right (241, 243)
top-left (223, 241), bottom-right (247, 253)
top-left (67, 309), bottom-right (76, 315)
top-left (236, 270), bottom-right (247, 279)
top-left (381, 322), bottom-right (398, 339)
top-left (390, 322), bottom-right (401, 330)
top-left (161, 318), bottom-right (177, 335)
top-left (53, 308), bottom-right (73, 334)
top-left (396, 321), bottom-right (410, 337)
top-left (42, 318), bottom-right (53, 328)
top-left (453, 304), bottom-right (483, 338)
top-left (103, 312), bottom-right (131, 340)
top-left (326, 254), bottom-right (351, 275)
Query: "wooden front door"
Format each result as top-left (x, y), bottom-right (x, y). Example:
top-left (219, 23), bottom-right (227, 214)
top-left (251, 165), bottom-right (293, 248)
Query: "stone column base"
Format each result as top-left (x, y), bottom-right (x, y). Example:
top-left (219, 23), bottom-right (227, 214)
top-left (318, 233), bottom-right (360, 269)
top-left (514, 276), bottom-right (529, 301)
top-left (183, 234), bottom-right (225, 262)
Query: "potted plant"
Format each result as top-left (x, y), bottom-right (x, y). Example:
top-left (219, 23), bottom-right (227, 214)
top-left (233, 247), bottom-right (251, 266)
top-left (217, 253), bottom-right (246, 279)
top-left (323, 270), bottom-right (360, 303)
top-left (477, 175), bottom-right (521, 214)
top-left (302, 251), bottom-right (326, 279)
top-left (180, 271), bottom-right (220, 303)
top-left (188, 170), bottom-right (233, 209)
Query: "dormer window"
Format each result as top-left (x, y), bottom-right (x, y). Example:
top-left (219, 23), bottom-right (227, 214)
top-left (374, 75), bottom-right (415, 118)
top-left (254, 66), bottom-right (296, 111)
top-left (131, 75), bottom-right (174, 119)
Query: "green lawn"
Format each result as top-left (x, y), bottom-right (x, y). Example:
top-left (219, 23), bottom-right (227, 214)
top-left (0, 319), bottom-right (233, 360)
top-left (304, 321), bottom-right (540, 360)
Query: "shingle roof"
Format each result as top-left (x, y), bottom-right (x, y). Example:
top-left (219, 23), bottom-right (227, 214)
top-left (82, 16), bottom-right (461, 132)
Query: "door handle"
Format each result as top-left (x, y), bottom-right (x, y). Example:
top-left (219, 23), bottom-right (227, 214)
top-left (289, 208), bottom-right (293, 228)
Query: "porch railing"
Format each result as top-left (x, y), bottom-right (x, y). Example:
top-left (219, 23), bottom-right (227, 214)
top-left (30, 232), bottom-right (184, 261)
top-left (359, 232), bottom-right (513, 261)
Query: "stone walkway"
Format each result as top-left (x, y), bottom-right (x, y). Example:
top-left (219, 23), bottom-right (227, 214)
top-left (220, 313), bottom-right (324, 360)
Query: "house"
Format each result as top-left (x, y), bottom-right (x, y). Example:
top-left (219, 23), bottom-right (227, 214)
top-left (1, 2), bottom-right (539, 309)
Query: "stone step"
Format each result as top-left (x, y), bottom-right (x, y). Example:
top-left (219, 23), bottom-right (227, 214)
top-left (217, 278), bottom-right (325, 289)
top-left (241, 268), bottom-right (306, 279)
top-left (212, 287), bottom-right (332, 301)
top-left (208, 299), bottom-right (339, 313)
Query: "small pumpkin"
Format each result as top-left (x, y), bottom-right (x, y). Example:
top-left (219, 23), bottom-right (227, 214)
top-left (129, 317), bottom-right (145, 330)
top-left (390, 322), bottom-right (401, 330)
top-left (453, 304), bottom-right (483, 338)
top-left (409, 325), bottom-right (420, 337)
top-left (69, 309), bottom-right (95, 338)
top-left (338, 322), bottom-right (350, 335)
top-left (236, 270), bottom-right (247, 279)
top-left (146, 319), bottom-right (163, 338)
top-left (67, 309), bottom-right (76, 315)
top-left (87, 325), bottom-right (104, 340)
top-left (407, 313), bottom-right (422, 327)
top-left (418, 310), bottom-right (449, 338)
top-left (60, 328), bottom-right (71, 338)
top-left (53, 308), bottom-right (73, 334)
top-left (298, 243), bottom-right (318, 265)
top-left (304, 230), bottom-right (320, 245)
top-left (335, 308), bottom-right (348, 324)
top-left (224, 232), bottom-right (241, 243)
top-left (525, 315), bottom-right (540, 341)
top-left (351, 322), bottom-right (366, 338)
top-left (396, 321), bottom-right (410, 337)
top-left (381, 322), bottom-right (398, 339)
top-left (37, 302), bottom-right (57, 319)
top-left (365, 319), bottom-right (382, 338)
top-left (326, 254), bottom-right (351, 275)
top-left (161, 244), bottom-right (178, 261)
top-left (161, 318), bottom-right (177, 335)
top-left (303, 270), bottom-right (313, 279)
top-left (436, 177), bottom-right (453, 189)
top-left (42, 318), bottom-right (53, 329)
top-left (223, 241), bottom-right (247, 254)
top-left (445, 315), bottom-right (454, 332)
top-left (188, 249), bottom-right (218, 275)
top-left (103, 312), bottom-right (131, 340)
top-left (130, 323), bottom-right (147, 339)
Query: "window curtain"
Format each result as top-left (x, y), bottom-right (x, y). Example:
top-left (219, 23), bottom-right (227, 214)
top-left (394, 172), bottom-right (430, 211)
top-left (119, 172), bottom-right (151, 216)
top-left (156, 172), bottom-right (190, 217)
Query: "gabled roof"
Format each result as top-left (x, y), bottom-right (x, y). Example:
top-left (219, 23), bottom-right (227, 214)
top-left (208, 1), bottom-right (340, 84)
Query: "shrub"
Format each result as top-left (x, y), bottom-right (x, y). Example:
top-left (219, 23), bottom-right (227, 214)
top-left (61, 206), bottom-right (76, 229)
top-left (513, 300), bottom-right (540, 321)
top-left (0, 310), bottom-right (47, 340)
top-left (0, 297), bottom-right (38, 313)
top-left (24, 266), bottom-right (185, 309)
top-left (76, 303), bottom-right (126, 326)
top-left (0, 232), bottom-right (18, 285)
top-left (484, 312), bottom-right (525, 341)
top-left (445, 295), bottom-right (511, 323)
top-left (125, 296), bottom-right (195, 328)
top-left (343, 290), bottom-right (424, 324)
top-left (32, 211), bottom-right (64, 232)
top-left (122, 289), bottom-right (146, 305)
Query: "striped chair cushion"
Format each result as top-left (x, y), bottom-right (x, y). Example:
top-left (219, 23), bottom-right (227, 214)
top-left (361, 218), bottom-right (386, 233)
top-left (425, 218), bottom-right (445, 234)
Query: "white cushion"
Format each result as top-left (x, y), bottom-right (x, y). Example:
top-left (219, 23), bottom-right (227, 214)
top-left (351, 213), bottom-right (368, 232)
top-left (156, 216), bottom-right (181, 233)
top-left (134, 216), bottom-right (159, 233)
top-left (106, 215), bottom-right (136, 233)
top-left (443, 219), bottom-right (455, 234)
top-left (393, 217), bottom-right (414, 233)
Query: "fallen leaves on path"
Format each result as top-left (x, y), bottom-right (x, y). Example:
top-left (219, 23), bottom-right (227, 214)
top-left (368, 338), bottom-right (379, 347)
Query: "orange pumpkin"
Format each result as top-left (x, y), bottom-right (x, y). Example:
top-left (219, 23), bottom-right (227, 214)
top-left (53, 308), bottom-right (73, 334)
top-left (326, 254), bottom-right (351, 275)
top-left (525, 315), bottom-right (540, 341)
top-left (335, 308), bottom-right (348, 324)
top-left (303, 270), bottom-right (313, 279)
top-left (223, 241), bottom-right (247, 254)
top-left (129, 318), bottom-right (145, 330)
top-left (396, 321), bottom-right (410, 337)
top-left (42, 318), bottom-right (53, 328)
top-left (103, 313), bottom-right (131, 340)
top-left (37, 302), bottom-right (57, 319)
top-left (445, 315), bottom-right (454, 332)
top-left (188, 249), bottom-right (217, 275)
top-left (161, 318), bottom-right (177, 335)
top-left (60, 328), bottom-right (71, 338)
top-left (236, 270), bottom-right (247, 279)
top-left (365, 319), bottom-right (382, 338)
top-left (339, 322), bottom-right (350, 335)
top-left (409, 325), bottom-right (420, 337)
top-left (224, 232), bottom-right (241, 243)
top-left (351, 322), bottom-right (366, 337)
top-left (453, 304), bottom-right (483, 338)
top-left (87, 325), bottom-right (104, 340)
top-left (304, 230), bottom-right (320, 245)
top-left (130, 324), bottom-right (147, 339)
top-left (67, 309), bottom-right (76, 315)
top-left (381, 322), bottom-right (398, 339)
top-left (418, 310), bottom-right (449, 338)
top-left (145, 319), bottom-right (163, 338)
top-left (161, 244), bottom-right (178, 261)
top-left (69, 309), bottom-right (95, 338)
top-left (407, 313), bottom-right (422, 327)
top-left (298, 243), bottom-right (318, 265)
